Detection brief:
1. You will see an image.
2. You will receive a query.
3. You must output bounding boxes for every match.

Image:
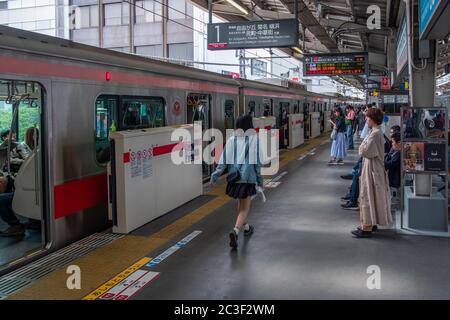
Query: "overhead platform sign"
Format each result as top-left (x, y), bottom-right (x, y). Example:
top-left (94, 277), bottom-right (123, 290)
top-left (303, 52), bottom-right (368, 77)
top-left (207, 19), bottom-right (299, 50)
top-left (420, 0), bottom-right (450, 39)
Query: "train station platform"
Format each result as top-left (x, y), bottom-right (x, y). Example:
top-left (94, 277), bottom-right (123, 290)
top-left (4, 134), bottom-right (450, 300)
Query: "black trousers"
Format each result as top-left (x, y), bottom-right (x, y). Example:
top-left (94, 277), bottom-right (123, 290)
top-left (0, 197), bottom-right (20, 227)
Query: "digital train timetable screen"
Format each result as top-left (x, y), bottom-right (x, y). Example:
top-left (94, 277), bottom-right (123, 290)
top-left (303, 52), bottom-right (368, 76)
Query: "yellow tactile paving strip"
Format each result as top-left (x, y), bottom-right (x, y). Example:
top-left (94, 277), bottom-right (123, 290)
top-left (9, 134), bottom-right (329, 300)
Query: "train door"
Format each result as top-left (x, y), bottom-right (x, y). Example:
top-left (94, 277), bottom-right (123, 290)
top-left (187, 93), bottom-right (211, 181)
top-left (224, 99), bottom-right (235, 130)
top-left (303, 101), bottom-right (310, 139)
top-left (318, 102), bottom-right (324, 133)
top-left (279, 102), bottom-right (289, 148)
top-left (248, 100), bottom-right (256, 117)
top-left (0, 80), bottom-right (45, 270)
top-left (263, 98), bottom-right (273, 116)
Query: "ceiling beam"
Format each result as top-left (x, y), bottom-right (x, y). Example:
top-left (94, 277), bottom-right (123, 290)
top-left (278, 0), bottom-right (339, 52)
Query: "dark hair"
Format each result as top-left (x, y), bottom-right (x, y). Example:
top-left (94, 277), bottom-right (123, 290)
top-left (391, 131), bottom-right (401, 143)
top-left (334, 107), bottom-right (343, 117)
top-left (236, 114), bottom-right (254, 131)
top-left (390, 125), bottom-right (401, 133)
top-left (0, 129), bottom-right (10, 141)
top-left (365, 108), bottom-right (384, 125)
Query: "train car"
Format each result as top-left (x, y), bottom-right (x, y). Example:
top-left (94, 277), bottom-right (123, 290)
top-left (0, 25), bottom-right (358, 273)
top-left (0, 26), bottom-right (243, 273)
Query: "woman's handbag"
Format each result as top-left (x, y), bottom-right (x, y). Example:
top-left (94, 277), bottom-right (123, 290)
top-left (330, 128), bottom-right (337, 140)
top-left (226, 136), bottom-right (249, 184)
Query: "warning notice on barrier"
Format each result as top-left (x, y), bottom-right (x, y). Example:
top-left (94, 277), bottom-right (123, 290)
top-left (142, 148), bottom-right (153, 179)
top-left (129, 148), bottom-right (153, 180)
top-left (130, 151), bottom-right (141, 179)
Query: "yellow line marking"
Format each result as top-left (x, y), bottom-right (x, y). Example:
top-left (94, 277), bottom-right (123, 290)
top-left (8, 135), bottom-right (329, 300)
top-left (82, 257), bottom-right (151, 300)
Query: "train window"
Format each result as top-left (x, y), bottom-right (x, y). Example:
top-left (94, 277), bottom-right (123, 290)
top-left (0, 81), bottom-right (41, 143)
top-left (121, 97), bottom-right (165, 130)
top-left (263, 98), bottom-right (272, 116)
top-left (224, 100), bottom-right (235, 129)
top-left (95, 95), bottom-right (119, 164)
top-left (248, 100), bottom-right (256, 116)
top-left (279, 102), bottom-right (289, 126)
top-left (293, 104), bottom-right (299, 114)
top-left (187, 93), bottom-right (210, 131)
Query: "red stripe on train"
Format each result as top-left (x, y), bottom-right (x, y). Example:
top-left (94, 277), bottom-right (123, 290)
top-left (54, 174), bottom-right (108, 219)
top-left (152, 143), bottom-right (179, 156)
top-left (0, 56), bottom-right (239, 94)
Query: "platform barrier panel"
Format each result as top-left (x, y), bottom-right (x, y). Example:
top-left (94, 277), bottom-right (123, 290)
top-left (108, 125), bottom-right (202, 234)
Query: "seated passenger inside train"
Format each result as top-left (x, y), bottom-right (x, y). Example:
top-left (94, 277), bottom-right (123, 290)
top-left (0, 129), bottom-right (30, 173)
top-left (0, 127), bottom-right (40, 237)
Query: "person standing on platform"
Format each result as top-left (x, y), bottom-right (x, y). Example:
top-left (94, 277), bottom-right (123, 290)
top-left (345, 106), bottom-right (356, 150)
top-left (210, 115), bottom-right (263, 249)
top-left (328, 107), bottom-right (347, 165)
top-left (357, 107), bottom-right (366, 137)
top-left (352, 108), bottom-right (392, 238)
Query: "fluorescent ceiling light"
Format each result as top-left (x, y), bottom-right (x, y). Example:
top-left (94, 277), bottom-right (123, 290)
top-left (226, 0), bottom-right (249, 15)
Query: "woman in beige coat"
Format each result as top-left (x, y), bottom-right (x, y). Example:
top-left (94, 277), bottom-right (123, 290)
top-left (352, 108), bottom-right (392, 238)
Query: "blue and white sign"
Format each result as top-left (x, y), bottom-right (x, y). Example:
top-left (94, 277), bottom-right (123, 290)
top-left (420, 0), bottom-right (441, 35)
top-left (396, 17), bottom-right (408, 75)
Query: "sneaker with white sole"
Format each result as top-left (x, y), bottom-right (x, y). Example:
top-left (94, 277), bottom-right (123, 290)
top-left (244, 225), bottom-right (254, 236)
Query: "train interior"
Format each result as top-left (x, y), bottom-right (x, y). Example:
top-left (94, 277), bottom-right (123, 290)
top-left (95, 94), bottom-right (166, 164)
top-left (0, 80), bottom-right (43, 268)
top-left (186, 93), bottom-right (211, 181)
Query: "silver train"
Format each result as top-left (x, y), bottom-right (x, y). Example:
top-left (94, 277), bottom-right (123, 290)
top-left (0, 25), bottom-right (361, 272)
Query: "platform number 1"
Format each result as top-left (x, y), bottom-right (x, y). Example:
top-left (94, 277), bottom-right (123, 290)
top-left (215, 25), bottom-right (220, 42)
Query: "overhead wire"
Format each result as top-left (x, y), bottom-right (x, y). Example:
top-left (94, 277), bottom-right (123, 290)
top-left (123, 0), bottom-right (299, 74)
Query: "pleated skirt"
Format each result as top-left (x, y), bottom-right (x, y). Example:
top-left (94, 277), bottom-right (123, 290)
top-left (226, 183), bottom-right (257, 199)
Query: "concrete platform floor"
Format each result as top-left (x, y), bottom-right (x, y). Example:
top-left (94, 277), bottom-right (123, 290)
top-left (132, 141), bottom-right (450, 300)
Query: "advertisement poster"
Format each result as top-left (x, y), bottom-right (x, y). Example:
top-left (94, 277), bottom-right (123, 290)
top-left (402, 108), bottom-right (446, 139)
top-left (403, 142), bottom-right (424, 171)
top-left (424, 143), bottom-right (446, 172)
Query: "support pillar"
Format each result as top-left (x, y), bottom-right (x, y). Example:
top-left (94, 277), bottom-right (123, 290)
top-left (162, 0), bottom-right (168, 58)
top-left (405, 0), bottom-right (437, 196)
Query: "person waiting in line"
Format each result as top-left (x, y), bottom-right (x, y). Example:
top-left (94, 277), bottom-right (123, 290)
top-left (345, 105), bottom-right (356, 150)
top-left (383, 125), bottom-right (400, 154)
top-left (341, 125), bottom-right (401, 211)
top-left (352, 108), bottom-right (392, 238)
top-left (385, 131), bottom-right (401, 203)
top-left (357, 107), bottom-right (366, 137)
top-left (210, 115), bottom-right (263, 249)
top-left (340, 106), bottom-right (370, 181)
top-left (328, 107), bottom-right (347, 165)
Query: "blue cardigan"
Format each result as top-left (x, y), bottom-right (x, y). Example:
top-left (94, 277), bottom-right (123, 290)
top-left (211, 134), bottom-right (263, 187)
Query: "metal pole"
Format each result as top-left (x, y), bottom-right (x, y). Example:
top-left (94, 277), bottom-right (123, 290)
top-left (162, 0), bottom-right (168, 58)
top-left (294, 0), bottom-right (298, 20)
top-left (208, 0), bottom-right (213, 25)
top-left (98, 0), bottom-right (103, 48)
top-left (239, 49), bottom-right (246, 79)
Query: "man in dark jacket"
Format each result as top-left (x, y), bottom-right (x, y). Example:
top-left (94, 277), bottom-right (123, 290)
top-left (385, 132), bottom-right (401, 189)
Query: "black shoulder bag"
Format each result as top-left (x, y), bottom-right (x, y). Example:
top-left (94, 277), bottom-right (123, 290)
top-left (226, 136), bottom-right (249, 184)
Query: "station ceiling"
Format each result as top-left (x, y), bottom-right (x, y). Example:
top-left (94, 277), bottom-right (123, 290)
top-left (192, 0), bottom-right (450, 93)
